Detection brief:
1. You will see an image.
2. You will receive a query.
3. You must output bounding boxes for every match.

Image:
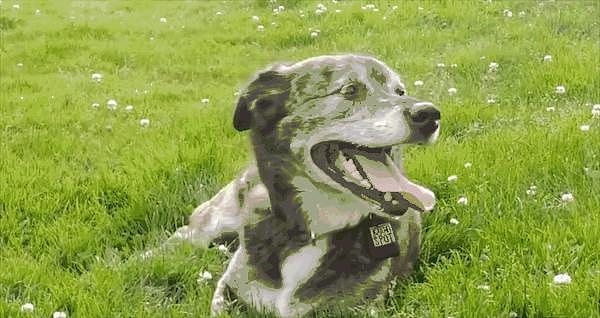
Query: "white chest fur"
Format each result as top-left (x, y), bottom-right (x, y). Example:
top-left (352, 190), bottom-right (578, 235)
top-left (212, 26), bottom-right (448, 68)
top-left (227, 239), bottom-right (328, 317)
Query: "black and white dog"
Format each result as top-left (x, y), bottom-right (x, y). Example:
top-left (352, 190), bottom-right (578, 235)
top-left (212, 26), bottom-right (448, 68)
top-left (167, 55), bottom-right (440, 317)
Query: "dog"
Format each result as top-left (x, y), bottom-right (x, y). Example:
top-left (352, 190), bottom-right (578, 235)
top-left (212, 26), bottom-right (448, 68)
top-left (167, 54), bottom-right (440, 317)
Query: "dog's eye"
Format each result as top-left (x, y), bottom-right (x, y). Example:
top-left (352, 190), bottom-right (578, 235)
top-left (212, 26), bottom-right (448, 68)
top-left (341, 83), bottom-right (358, 97)
top-left (395, 88), bottom-right (406, 96)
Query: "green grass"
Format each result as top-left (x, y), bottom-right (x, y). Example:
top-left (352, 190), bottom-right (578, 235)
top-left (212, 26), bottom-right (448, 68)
top-left (1, 1), bottom-right (599, 317)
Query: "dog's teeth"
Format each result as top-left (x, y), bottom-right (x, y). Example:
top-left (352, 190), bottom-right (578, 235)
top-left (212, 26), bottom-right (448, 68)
top-left (350, 170), bottom-right (362, 180)
top-left (391, 200), bottom-right (399, 205)
top-left (384, 192), bottom-right (392, 201)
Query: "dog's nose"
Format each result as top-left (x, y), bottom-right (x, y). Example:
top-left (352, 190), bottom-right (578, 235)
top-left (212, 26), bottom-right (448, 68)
top-left (409, 102), bottom-right (440, 124)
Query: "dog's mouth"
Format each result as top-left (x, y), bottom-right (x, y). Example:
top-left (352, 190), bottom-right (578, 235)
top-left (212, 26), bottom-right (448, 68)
top-left (310, 141), bottom-right (435, 215)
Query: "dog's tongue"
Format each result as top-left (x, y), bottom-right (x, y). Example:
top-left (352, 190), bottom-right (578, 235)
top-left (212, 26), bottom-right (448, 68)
top-left (354, 153), bottom-right (435, 211)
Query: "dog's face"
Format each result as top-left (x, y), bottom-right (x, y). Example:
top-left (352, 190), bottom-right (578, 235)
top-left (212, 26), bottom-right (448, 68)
top-left (234, 55), bottom-right (439, 234)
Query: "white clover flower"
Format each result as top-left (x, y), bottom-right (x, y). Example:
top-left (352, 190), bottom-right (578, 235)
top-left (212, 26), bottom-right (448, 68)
top-left (35, 9), bottom-right (41, 15)
top-left (17, 62), bottom-right (23, 67)
top-left (503, 9), bottom-right (513, 17)
top-left (447, 175), bottom-right (458, 182)
top-left (414, 80), bottom-right (424, 87)
top-left (20, 303), bottom-right (34, 312)
top-left (457, 196), bottom-right (468, 205)
top-left (543, 55), bottom-right (553, 62)
top-left (271, 22), bottom-right (276, 26)
top-left (141, 250), bottom-right (154, 260)
top-left (140, 118), bottom-right (150, 127)
top-left (215, 11), bottom-right (223, 16)
top-left (488, 62), bottom-right (499, 72)
top-left (561, 192), bottom-right (574, 202)
top-left (125, 105), bottom-right (134, 112)
top-left (91, 73), bottom-right (103, 82)
top-left (526, 185), bottom-right (537, 196)
top-left (553, 273), bottom-right (571, 285)
top-left (20, 96), bottom-right (24, 100)
top-left (12, 4), bottom-right (20, 9)
top-left (392, 5), bottom-right (399, 10)
top-left (257, 25), bottom-right (265, 32)
top-left (449, 218), bottom-right (460, 225)
top-left (159, 17), bottom-right (167, 23)
top-left (448, 87), bottom-right (457, 95)
top-left (197, 270), bottom-right (213, 283)
top-left (201, 98), bottom-right (209, 104)
top-left (335, 9), bottom-right (341, 13)
top-left (310, 31), bottom-right (319, 38)
top-left (251, 15), bottom-right (260, 22)
top-left (476, 284), bottom-right (490, 291)
top-left (91, 102), bottom-right (100, 108)
top-left (580, 124), bottom-right (590, 132)
top-left (107, 99), bottom-right (118, 110)
top-left (555, 85), bottom-right (566, 94)
top-left (464, 162), bottom-right (472, 168)
top-left (592, 104), bottom-right (600, 118)
top-left (437, 62), bottom-right (446, 68)
top-left (53, 312), bottom-right (68, 318)
top-left (450, 63), bottom-right (458, 68)
top-left (418, 6), bottom-right (424, 10)
top-left (368, 307), bottom-right (378, 317)
top-left (487, 98), bottom-right (496, 104)
top-left (546, 106), bottom-right (555, 112)
top-left (518, 11), bottom-right (526, 17)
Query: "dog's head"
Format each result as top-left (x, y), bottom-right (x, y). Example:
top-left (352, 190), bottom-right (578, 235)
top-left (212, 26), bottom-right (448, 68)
top-left (234, 55), bottom-right (439, 236)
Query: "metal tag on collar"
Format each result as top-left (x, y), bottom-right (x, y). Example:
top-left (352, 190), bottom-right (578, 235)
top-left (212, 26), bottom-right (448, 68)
top-left (364, 213), bottom-right (400, 260)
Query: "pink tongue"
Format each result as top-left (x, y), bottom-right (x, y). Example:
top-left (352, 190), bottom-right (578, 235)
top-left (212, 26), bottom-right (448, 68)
top-left (354, 153), bottom-right (436, 211)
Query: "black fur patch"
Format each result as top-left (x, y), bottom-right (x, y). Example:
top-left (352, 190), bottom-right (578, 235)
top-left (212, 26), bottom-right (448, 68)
top-left (233, 70), bottom-right (292, 132)
top-left (294, 215), bottom-right (394, 302)
top-left (244, 208), bottom-right (310, 288)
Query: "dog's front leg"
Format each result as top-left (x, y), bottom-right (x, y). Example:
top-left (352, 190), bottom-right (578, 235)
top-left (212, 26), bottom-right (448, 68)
top-left (210, 246), bottom-right (244, 316)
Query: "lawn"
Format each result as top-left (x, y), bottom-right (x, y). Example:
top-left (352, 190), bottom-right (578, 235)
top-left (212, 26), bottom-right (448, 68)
top-left (1, 0), bottom-right (599, 317)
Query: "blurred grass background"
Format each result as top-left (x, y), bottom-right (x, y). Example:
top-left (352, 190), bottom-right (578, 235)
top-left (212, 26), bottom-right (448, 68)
top-left (1, 1), bottom-right (599, 317)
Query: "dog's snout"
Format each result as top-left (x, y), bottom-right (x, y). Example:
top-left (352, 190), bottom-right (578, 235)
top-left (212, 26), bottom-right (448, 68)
top-left (409, 102), bottom-right (440, 124)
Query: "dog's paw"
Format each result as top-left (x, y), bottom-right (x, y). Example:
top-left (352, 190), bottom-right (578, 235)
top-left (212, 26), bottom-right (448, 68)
top-left (210, 295), bottom-right (226, 317)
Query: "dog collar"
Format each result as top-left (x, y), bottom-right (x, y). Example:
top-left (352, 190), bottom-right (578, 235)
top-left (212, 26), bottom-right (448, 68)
top-left (364, 213), bottom-right (400, 260)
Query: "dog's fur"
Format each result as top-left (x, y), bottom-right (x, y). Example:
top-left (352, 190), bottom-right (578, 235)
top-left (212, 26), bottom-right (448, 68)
top-left (165, 55), bottom-right (440, 317)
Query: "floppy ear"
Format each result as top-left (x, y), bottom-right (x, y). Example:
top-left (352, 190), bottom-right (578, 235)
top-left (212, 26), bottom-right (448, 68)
top-left (232, 67), bottom-right (292, 132)
top-left (233, 95), bottom-right (252, 131)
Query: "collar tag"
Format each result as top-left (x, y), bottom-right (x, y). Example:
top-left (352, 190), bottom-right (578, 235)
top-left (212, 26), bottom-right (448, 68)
top-left (364, 214), bottom-right (400, 260)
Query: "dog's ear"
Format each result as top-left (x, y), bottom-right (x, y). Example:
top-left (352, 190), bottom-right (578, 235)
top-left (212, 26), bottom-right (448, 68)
top-left (233, 67), bottom-right (292, 132)
top-left (233, 95), bottom-right (253, 131)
